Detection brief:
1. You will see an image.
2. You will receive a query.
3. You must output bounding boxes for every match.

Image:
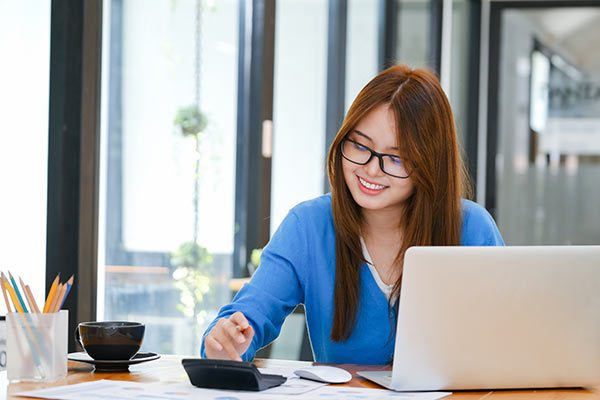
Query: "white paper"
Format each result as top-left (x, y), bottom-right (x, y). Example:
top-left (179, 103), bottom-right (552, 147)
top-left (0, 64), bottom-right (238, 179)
top-left (15, 380), bottom-right (156, 400)
top-left (258, 366), bottom-right (301, 378)
top-left (262, 377), bottom-right (326, 394)
top-left (16, 379), bottom-right (450, 400)
top-left (15, 378), bottom-right (324, 399)
top-left (303, 386), bottom-right (452, 400)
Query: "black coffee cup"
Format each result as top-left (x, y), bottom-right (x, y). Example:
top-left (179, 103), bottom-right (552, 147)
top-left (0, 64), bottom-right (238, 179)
top-left (76, 321), bottom-right (145, 361)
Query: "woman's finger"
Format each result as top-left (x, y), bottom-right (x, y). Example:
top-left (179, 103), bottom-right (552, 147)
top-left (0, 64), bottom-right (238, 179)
top-left (220, 338), bottom-right (243, 361)
top-left (212, 326), bottom-right (243, 361)
top-left (240, 324), bottom-right (254, 340)
top-left (230, 312), bottom-right (250, 330)
top-left (223, 318), bottom-right (247, 344)
top-left (205, 335), bottom-right (223, 352)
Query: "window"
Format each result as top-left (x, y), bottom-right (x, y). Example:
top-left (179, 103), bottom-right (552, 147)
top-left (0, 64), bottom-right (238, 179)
top-left (0, 1), bottom-right (51, 309)
top-left (494, 7), bottom-right (600, 245)
top-left (98, 0), bottom-right (239, 355)
top-left (346, 0), bottom-right (378, 109)
top-left (270, 0), bottom-right (328, 232)
top-left (396, 0), bottom-right (436, 69)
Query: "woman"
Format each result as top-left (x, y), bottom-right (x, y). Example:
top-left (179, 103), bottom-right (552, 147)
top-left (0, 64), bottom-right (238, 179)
top-left (201, 65), bottom-right (504, 364)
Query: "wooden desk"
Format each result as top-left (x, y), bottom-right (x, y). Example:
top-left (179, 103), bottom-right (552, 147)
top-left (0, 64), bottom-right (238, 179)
top-left (3, 356), bottom-right (600, 399)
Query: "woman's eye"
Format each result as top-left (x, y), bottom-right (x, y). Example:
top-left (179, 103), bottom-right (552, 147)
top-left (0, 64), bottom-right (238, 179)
top-left (390, 156), bottom-right (402, 165)
top-left (353, 142), bottom-right (368, 151)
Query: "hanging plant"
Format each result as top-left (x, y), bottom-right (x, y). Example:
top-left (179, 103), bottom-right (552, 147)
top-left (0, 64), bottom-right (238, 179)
top-left (174, 105), bottom-right (208, 138)
top-left (171, 106), bottom-right (212, 351)
top-left (171, 241), bottom-right (214, 316)
top-left (170, 0), bottom-right (215, 353)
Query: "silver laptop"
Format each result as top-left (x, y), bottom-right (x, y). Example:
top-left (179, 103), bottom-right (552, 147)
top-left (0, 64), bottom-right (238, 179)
top-left (358, 246), bottom-right (600, 391)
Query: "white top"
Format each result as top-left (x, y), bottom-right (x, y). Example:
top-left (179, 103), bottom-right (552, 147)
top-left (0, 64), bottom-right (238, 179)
top-left (360, 237), bottom-right (394, 300)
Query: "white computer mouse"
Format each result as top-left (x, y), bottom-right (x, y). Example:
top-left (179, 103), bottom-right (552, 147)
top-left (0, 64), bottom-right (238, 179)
top-left (293, 365), bottom-right (352, 383)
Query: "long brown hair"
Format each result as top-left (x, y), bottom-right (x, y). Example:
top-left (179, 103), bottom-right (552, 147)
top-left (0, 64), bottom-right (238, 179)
top-left (327, 64), bottom-right (471, 341)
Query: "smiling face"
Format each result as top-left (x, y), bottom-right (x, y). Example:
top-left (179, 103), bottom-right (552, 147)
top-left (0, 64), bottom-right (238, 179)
top-left (341, 103), bottom-right (415, 214)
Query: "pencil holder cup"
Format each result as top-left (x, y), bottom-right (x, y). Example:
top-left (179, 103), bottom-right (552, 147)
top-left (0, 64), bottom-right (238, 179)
top-left (7, 310), bottom-right (68, 382)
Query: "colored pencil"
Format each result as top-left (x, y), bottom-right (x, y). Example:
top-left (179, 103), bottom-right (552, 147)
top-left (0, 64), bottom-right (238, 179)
top-left (0, 275), bottom-right (26, 358)
top-left (0, 272), bottom-right (12, 313)
top-left (48, 283), bottom-right (63, 314)
top-left (3, 280), bottom-right (25, 314)
top-left (19, 277), bottom-right (40, 314)
top-left (25, 285), bottom-right (41, 313)
top-left (23, 282), bottom-right (52, 356)
top-left (59, 275), bottom-right (74, 309)
top-left (8, 271), bottom-right (28, 313)
top-left (43, 274), bottom-right (60, 313)
top-left (3, 279), bottom-right (46, 378)
top-left (20, 278), bottom-right (36, 313)
top-left (52, 283), bottom-right (67, 313)
top-left (10, 275), bottom-right (52, 360)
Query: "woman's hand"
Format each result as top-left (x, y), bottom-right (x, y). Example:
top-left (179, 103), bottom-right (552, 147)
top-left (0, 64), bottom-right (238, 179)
top-left (204, 311), bottom-right (254, 361)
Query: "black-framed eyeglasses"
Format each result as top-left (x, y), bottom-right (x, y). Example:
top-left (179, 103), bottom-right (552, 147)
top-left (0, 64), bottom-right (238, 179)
top-left (340, 138), bottom-right (410, 179)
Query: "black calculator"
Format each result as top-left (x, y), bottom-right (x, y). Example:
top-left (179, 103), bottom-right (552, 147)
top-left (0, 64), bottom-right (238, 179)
top-left (182, 358), bottom-right (287, 391)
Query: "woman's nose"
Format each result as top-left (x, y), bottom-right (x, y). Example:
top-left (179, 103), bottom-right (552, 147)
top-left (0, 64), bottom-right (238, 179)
top-left (364, 155), bottom-right (383, 176)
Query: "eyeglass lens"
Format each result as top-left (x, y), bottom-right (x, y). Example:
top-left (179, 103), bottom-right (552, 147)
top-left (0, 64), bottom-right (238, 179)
top-left (341, 139), bottom-right (408, 178)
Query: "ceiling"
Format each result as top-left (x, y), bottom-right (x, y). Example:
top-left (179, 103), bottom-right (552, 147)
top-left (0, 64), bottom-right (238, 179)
top-left (518, 7), bottom-right (600, 73)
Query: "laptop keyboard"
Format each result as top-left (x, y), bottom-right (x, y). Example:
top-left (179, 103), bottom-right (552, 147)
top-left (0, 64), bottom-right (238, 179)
top-left (381, 373), bottom-right (392, 385)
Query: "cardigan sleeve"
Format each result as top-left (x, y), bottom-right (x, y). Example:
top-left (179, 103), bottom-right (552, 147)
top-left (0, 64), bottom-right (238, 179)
top-left (461, 200), bottom-right (505, 246)
top-left (201, 210), bottom-right (307, 360)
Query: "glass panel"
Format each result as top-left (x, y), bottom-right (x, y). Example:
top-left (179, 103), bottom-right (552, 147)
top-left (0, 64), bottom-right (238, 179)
top-left (396, 0), bottom-right (434, 68)
top-left (496, 7), bottom-right (600, 245)
top-left (449, 0), bottom-right (471, 146)
top-left (98, 0), bottom-right (239, 355)
top-left (0, 1), bottom-right (50, 311)
top-left (346, 0), bottom-right (378, 110)
top-left (266, 0), bottom-right (328, 361)
top-left (270, 0), bottom-right (328, 233)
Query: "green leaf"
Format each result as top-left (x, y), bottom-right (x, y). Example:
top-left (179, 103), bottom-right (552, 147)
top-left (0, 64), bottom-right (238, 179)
top-left (174, 105), bottom-right (208, 137)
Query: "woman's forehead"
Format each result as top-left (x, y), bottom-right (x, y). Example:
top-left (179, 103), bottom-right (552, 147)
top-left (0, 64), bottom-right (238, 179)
top-left (352, 105), bottom-right (399, 149)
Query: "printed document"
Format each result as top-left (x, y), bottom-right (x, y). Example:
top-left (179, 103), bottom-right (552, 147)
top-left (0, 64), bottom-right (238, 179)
top-left (16, 379), bottom-right (451, 400)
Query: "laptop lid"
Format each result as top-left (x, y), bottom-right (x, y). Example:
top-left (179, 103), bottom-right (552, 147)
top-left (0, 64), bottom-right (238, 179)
top-left (389, 246), bottom-right (600, 391)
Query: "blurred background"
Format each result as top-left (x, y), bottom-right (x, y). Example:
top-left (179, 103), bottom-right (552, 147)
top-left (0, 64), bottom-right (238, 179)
top-left (1, 0), bottom-right (599, 363)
